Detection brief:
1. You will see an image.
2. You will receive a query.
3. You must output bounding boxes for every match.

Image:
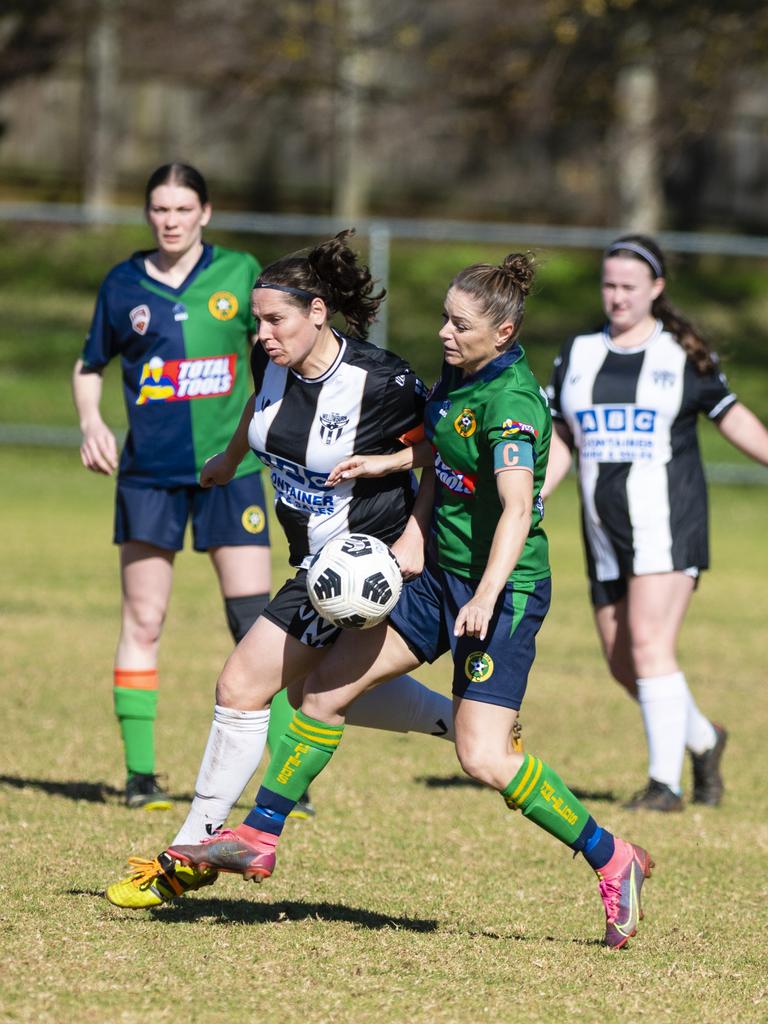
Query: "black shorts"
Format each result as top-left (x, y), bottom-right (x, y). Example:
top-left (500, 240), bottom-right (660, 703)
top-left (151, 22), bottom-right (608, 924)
top-left (261, 571), bottom-right (341, 648)
top-left (114, 473), bottom-right (270, 552)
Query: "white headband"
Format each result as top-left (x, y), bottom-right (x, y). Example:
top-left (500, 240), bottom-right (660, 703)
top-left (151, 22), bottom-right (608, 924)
top-left (604, 241), bottom-right (663, 279)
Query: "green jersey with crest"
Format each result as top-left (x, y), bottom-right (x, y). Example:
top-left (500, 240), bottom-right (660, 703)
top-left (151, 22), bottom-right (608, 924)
top-left (424, 344), bottom-right (551, 583)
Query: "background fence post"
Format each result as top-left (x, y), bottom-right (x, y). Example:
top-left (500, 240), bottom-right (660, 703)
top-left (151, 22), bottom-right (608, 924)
top-left (368, 222), bottom-right (391, 349)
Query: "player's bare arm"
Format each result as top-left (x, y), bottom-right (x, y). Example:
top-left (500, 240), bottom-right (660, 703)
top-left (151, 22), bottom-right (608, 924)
top-left (454, 467), bottom-right (533, 640)
top-left (72, 358), bottom-right (119, 475)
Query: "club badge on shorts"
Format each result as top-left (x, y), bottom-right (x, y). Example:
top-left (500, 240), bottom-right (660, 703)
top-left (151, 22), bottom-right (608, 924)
top-left (465, 651), bottom-right (494, 683)
top-left (241, 505), bottom-right (266, 534)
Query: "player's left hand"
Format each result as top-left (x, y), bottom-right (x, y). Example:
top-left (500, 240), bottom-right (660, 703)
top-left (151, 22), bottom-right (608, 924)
top-left (454, 597), bottom-right (494, 640)
top-left (325, 453), bottom-right (397, 487)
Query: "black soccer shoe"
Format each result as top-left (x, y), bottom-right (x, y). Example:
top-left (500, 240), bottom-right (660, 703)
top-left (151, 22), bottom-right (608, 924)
top-left (691, 724), bottom-right (728, 806)
top-left (622, 778), bottom-right (684, 813)
top-left (125, 773), bottom-right (172, 811)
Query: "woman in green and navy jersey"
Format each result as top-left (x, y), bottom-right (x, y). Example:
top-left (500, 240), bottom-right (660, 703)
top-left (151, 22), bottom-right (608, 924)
top-left (170, 253), bottom-right (655, 949)
top-left (73, 163), bottom-right (271, 809)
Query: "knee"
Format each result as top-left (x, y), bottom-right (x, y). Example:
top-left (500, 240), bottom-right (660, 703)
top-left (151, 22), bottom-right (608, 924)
top-left (215, 651), bottom-right (265, 710)
top-left (302, 676), bottom-right (346, 724)
top-left (122, 600), bottom-right (165, 650)
top-left (454, 739), bottom-right (497, 788)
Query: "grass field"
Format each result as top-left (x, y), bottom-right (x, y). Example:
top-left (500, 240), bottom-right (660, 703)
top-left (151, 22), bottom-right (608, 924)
top-left (1, 447), bottom-right (767, 1023)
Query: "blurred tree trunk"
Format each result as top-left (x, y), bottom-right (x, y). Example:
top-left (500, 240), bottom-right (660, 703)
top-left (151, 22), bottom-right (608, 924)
top-left (81, 0), bottom-right (118, 215)
top-left (614, 58), bottom-right (662, 232)
top-left (332, 0), bottom-right (372, 219)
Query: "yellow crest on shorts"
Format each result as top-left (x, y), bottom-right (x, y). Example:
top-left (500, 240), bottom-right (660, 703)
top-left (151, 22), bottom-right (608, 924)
top-left (241, 505), bottom-right (266, 534)
top-left (208, 291), bottom-right (239, 321)
top-left (465, 651), bottom-right (494, 683)
top-left (454, 408), bottom-right (477, 437)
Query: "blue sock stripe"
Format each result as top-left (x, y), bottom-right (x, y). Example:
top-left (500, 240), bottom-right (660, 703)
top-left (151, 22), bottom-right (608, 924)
top-left (583, 826), bottom-right (603, 855)
top-left (244, 805), bottom-right (287, 836)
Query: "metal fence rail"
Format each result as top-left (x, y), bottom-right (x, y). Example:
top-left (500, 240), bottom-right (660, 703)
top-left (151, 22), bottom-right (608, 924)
top-left (4, 201), bottom-right (768, 350)
top-left (2, 423), bottom-right (766, 486)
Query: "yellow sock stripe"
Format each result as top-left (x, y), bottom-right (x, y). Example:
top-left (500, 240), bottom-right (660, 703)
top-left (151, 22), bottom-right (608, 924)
top-left (507, 755), bottom-right (543, 808)
top-left (517, 757), bottom-right (543, 807)
top-left (288, 717), bottom-right (344, 747)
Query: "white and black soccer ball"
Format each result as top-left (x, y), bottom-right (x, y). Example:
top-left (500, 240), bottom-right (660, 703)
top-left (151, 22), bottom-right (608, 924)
top-left (306, 533), bottom-right (403, 630)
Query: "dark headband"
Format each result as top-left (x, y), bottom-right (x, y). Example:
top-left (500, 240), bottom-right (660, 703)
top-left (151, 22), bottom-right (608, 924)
top-left (604, 241), bottom-right (663, 279)
top-left (253, 280), bottom-right (319, 301)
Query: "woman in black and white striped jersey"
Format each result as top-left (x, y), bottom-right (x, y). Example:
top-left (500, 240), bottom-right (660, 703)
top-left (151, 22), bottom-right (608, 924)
top-left (543, 234), bottom-right (768, 812)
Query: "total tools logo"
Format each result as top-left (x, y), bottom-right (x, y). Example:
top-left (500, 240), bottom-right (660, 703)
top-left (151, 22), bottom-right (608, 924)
top-left (136, 354), bottom-right (236, 405)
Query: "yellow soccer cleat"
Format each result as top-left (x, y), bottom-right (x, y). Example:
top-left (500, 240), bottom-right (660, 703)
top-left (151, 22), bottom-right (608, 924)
top-left (105, 852), bottom-right (218, 909)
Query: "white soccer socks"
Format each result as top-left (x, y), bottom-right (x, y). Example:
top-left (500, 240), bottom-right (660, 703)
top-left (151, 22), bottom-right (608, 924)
top-left (171, 705), bottom-right (270, 845)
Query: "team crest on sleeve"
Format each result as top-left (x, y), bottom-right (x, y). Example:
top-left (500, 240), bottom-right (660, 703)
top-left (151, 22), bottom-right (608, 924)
top-left (129, 305), bottom-right (151, 336)
top-left (208, 291), bottom-right (239, 321)
top-left (319, 412), bottom-right (349, 444)
top-left (465, 651), bottom-right (494, 683)
top-left (454, 408), bottom-right (477, 437)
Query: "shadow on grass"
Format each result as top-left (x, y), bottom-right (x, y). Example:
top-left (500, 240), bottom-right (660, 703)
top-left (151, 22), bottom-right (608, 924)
top-left (0, 774), bottom-right (196, 805)
top-left (148, 897), bottom-right (438, 932)
top-left (414, 773), bottom-right (617, 803)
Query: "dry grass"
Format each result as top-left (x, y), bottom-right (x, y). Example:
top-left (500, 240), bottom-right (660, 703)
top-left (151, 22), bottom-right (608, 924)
top-left (1, 447), bottom-right (767, 1023)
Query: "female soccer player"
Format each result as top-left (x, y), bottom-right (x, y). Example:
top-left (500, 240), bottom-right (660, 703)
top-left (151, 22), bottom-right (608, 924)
top-left (168, 253), bottom-right (653, 949)
top-left (543, 235), bottom-right (768, 811)
top-left (73, 163), bottom-right (272, 809)
top-left (106, 231), bottom-right (455, 908)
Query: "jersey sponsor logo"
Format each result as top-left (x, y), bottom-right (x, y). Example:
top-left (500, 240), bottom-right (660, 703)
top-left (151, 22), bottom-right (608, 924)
top-left (454, 407), bottom-right (477, 437)
top-left (208, 291), bottom-right (239, 321)
top-left (271, 473), bottom-right (336, 514)
top-left (241, 505), bottom-right (266, 534)
top-left (576, 406), bottom-right (656, 433)
top-left (173, 302), bottom-right (188, 322)
top-left (434, 452), bottom-right (476, 495)
top-left (501, 418), bottom-right (539, 438)
top-left (255, 450), bottom-right (329, 490)
top-left (575, 405), bottom-right (657, 462)
top-left (129, 304), bottom-right (151, 335)
top-left (465, 651), bottom-right (494, 683)
top-left (319, 412), bottom-right (349, 445)
top-left (135, 354), bottom-right (236, 405)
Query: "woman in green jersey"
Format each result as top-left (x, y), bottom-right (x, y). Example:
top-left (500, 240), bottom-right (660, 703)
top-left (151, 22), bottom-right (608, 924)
top-left (169, 252), bottom-right (654, 949)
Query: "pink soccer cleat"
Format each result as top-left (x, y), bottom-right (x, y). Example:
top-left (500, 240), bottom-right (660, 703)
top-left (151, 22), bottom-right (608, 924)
top-left (168, 827), bottom-right (277, 883)
top-left (596, 838), bottom-right (654, 949)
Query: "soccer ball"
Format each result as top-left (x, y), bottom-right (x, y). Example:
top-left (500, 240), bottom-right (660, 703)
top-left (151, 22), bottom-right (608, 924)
top-left (306, 533), bottom-right (403, 630)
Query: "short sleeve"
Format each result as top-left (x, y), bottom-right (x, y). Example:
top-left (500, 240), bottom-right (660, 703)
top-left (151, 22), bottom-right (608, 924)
top-left (81, 282), bottom-right (118, 370)
top-left (690, 354), bottom-right (737, 422)
top-left (485, 390), bottom-right (544, 465)
top-left (378, 366), bottom-right (427, 445)
top-left (546, 343), bottom-right (571, 421)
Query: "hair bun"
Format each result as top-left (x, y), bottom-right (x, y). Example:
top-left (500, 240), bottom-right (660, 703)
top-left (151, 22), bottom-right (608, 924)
top-left (500, 253), bottom-right (535, 295)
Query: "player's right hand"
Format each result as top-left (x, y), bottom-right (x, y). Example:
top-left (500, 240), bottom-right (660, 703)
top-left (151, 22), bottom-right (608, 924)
top-left (80, 421), bottom-right (118, 475)
top-left (200, 451), bottom-right (237, 488)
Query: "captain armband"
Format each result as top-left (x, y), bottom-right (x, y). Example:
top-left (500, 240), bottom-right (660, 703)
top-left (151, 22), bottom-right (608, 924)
top-left (493, 439), bottom-right (534, 474)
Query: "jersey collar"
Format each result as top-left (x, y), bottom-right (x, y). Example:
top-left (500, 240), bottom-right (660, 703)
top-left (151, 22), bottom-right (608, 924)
top-left (450, 342), bottom-right (525, 387)
top-left (132, 242), bottom-right (215, 294)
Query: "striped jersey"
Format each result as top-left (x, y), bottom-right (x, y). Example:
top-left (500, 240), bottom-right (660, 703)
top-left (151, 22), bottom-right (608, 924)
top-left (547, 322), bottom-right (736, 579)
top-left (425, 344), bottom-right (552, 583)
top-left (82, 244), bottom-right (261, 486)
top-left (248, 332), bottom-right (426, 568)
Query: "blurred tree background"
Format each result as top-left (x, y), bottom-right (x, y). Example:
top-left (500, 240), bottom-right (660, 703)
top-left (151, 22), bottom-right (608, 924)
top-left (2, 0), bottom-right (768, 229)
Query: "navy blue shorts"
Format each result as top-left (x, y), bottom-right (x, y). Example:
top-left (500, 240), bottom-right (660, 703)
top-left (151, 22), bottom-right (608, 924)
top-left (389, 560), bottom-right (551, 711)
top-left (114, 473), bottom-right (270, 552)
